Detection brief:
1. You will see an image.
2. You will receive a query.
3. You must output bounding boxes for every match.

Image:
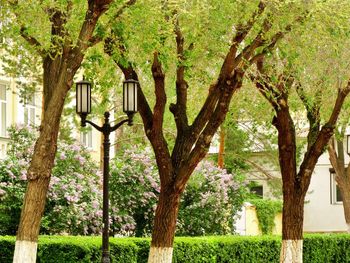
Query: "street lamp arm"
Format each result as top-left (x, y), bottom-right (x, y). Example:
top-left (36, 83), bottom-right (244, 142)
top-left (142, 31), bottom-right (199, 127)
top-left (110, 119), bottom-right (129, 132)
top-left (85, 119), bottom-right (104, 133)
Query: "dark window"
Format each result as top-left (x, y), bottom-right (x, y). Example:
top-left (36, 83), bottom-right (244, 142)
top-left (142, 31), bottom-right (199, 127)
top-left (250, 185), bottom-right (263, 197)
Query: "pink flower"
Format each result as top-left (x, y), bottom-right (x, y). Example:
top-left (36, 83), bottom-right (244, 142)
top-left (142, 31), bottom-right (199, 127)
top-left (76, 156), bottom-right (85, 165)
top-left (92, 200), bottom-right (99, 209)
top-left (20, 171), bottom-right (27, 181)
top-left (60, 152), bottom-right (66, 160)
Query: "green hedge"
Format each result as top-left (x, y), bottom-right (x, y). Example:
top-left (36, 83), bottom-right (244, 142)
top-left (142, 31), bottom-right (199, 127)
top-left (1, 234), bottom-right (350, 262)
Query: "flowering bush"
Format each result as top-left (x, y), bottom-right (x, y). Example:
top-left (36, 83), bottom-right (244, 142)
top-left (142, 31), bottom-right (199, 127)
top-left (109, 146), bottom-right (247, 237)
top-left (0, 125), bottom-right (247, 237)
top-left (0, 125), bottom-right (103, 235)
top-left (109, 147), bottom-right (159, 237)
top-left (177, 161), bottom-right (247, 236)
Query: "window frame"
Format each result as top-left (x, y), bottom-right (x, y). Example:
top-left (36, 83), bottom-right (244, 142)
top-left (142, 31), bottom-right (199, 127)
top-left (0, 83), bottom-right (7, 137)
top-left (23, 93), bottom-right (36, 126)
top-left (330, 170), bottom-right (343, 205)
top-left (80, 129), bottom-right (93, 149)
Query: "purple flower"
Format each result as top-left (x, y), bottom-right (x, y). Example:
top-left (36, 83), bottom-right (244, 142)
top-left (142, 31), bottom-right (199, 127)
top-left (76, 156), bottom-right (85, 165)
top-left (59, 152), bottom-right (66, 160)
top-left (20, 171), bottom-right (27, 181)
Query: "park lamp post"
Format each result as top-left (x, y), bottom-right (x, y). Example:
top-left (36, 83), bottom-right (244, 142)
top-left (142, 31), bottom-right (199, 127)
top-left (76, 78), bottom-right (138, 263)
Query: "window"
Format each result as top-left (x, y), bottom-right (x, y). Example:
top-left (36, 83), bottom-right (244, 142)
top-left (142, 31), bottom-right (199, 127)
top-left (0, 84), bottom-right (7, 137)
top-left (330, 171), bottom-right (343, 204)
top-left (24, 93), bottom-right (36, 126)
top-left (250, 185), bottom-right (263, 198)
top-left (80, 130), bottom-right (92, 148)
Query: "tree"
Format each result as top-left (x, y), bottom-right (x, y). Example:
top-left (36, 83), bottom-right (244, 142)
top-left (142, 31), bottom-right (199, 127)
top-left (250, 4), bottom-right (350, 260)
top-left (0, 0), bottom-right (137, 261)
top-left (103, 1), bottom-right (307, 262)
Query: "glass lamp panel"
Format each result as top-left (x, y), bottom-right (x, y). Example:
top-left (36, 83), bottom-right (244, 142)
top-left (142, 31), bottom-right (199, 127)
top-left (123, 80), bottom-right (138, 113)
top-left (76, 81), bottom-right (91, 114)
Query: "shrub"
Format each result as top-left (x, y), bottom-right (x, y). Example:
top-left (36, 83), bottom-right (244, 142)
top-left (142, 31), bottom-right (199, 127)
top-left (109, 146), bottom-right (248, 237)
top-left (1, 234), bottom-right (350, 262)
top-left (0, 125), bottom-right (103, 235)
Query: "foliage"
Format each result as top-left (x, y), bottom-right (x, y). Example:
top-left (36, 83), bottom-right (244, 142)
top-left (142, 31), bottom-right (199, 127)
top-left (1, 234), bottom-right (350, 263)
top-left (249, 199), bottom-right (283, 235)
top-left (176, 161), bottom-right (247, 236)
top-left (0, 125), bottom-right (103, 235)
top-left (109, 146), bottom-right (159, 237)
top-left (109, 146), bottom-right (248, 237)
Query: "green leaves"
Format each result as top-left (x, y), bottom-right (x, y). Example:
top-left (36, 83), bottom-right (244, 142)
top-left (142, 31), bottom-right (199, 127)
top-left (249, 199), bottom-right (282, 235)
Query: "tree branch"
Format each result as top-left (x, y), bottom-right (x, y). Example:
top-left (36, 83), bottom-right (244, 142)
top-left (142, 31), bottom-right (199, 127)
top-left (8, 0), bottom-right (45, 56)
top-left (169, 15), bottom-right (189, 132)
top-left (19, 26), bottom-right (45, 56)
top-left (176, 70), bottom-right (245, 189)
top-left (249, 14), bottom-right (307, 66)
top-left (72, 0), bottom-right (114, 61)
top-left (105, 35), bottom-right (154, 133)
top-left (296, 83), bottom-right (321, 150)
top-left (151, 52), bottom-right (166, 132)
top-left (89, 0), bottom-right (137, 46)
top-left (299, 81), bottom-right (350, 189)
top-left (219, 0), bottom-right (266, 78)
top-left (328, 137), bottom-right (345, 178)
top-left (251, 58), bottom-right (281, 109)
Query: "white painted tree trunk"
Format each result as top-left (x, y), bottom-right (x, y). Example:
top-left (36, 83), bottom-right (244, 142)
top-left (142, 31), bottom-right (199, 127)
top-left (280, 240), bottom-right (303, 263)
top-left (148, 246), bottom-right (173, 263)
top-left (13, 240), bottom-right (38, 263)
top-left (347, 223), bottom-right (350, 233)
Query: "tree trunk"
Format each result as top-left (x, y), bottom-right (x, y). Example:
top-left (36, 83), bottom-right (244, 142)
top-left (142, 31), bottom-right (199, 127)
top-left (148, 187), bottom-right (181, 263)
top-left (280, 192), bottom-right (304, 263)
top-left (13, 105), bottom-right (63, 262)
top-left (13, 58), bottom-right (69, 262)
top-left (337, 180), bottom-right (350, 233)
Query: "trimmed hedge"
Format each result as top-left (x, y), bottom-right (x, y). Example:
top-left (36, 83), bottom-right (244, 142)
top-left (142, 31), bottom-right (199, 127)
top-left (1, 234), bottom-right (350, 262)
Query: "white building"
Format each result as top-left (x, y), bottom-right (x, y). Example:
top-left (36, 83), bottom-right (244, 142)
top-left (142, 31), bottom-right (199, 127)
top-left (304, 149), bottom-right (348, 232)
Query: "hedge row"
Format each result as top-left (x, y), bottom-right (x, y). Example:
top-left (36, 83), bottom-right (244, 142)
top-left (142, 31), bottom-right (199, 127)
top-left (1, 234), bottom-right (350, 262)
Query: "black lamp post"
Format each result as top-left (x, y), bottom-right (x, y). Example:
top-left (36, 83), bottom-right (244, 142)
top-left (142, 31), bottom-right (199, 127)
top-left (76, 78), bottom-right (138, 263)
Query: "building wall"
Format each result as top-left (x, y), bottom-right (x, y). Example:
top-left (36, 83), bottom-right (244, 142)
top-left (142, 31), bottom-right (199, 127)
top-left (246, 146), bottom-right (349, 233)
top-left (0, 73), bottom-right (42, 158)
top-left (234, 203), bottom-right (282, 236)
top-left (303, 151), bottom-right (348, 232)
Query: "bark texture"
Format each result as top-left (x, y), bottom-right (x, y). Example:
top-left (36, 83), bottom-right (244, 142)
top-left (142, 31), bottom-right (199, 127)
top-left (253, 58), bottom-right (350, 263)
top-left (280, 240), bottom-right (303, 263)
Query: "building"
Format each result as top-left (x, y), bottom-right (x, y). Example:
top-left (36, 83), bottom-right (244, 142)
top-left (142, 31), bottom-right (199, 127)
top-left (0, 68), bottom-right (105, 162)
top-left (209, 125), bottom-right (349, 234)
top-left (245, 143), bottom-right (349, 233)
top-left (303, 147), bottom-right (349, 233)
top-left (0, 72), bottom-right (41, 158)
